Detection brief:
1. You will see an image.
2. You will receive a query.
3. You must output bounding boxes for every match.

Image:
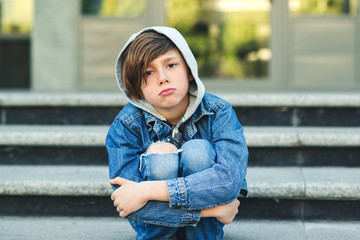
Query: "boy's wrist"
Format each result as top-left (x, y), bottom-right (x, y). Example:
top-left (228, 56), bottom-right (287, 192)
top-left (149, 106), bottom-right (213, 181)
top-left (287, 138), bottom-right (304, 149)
top-left (139, 181), bottom-right (152, 202)
top-left (140, 180), bottom-right (169, 202)
top-left (201, 207), bottom-right (218, 218)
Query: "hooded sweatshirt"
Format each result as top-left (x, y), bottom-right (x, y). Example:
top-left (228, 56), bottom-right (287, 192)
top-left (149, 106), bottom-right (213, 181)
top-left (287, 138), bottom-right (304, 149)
top-left (115, 26), bottom-right (205, 132)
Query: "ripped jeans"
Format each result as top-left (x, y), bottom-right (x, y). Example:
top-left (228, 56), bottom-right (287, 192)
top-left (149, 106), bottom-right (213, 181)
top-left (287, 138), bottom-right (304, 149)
top-left (130, 139), bottom-right (224, 240)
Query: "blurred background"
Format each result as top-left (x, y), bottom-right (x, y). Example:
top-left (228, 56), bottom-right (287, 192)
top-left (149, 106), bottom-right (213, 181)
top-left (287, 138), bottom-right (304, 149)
top-left (0, 0), bottom-right (359, 92)
top-left (1, 2), bottom-right (360, 238)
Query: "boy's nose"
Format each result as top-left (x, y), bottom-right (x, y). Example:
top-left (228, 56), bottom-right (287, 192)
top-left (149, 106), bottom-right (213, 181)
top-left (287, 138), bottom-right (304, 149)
top-left (158, 70), bottom-right (169, 85)
top-left (159, 79), bottom-right (169, 85)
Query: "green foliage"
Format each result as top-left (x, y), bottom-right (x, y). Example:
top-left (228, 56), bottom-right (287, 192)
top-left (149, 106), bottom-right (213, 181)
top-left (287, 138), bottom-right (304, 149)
top-left (290, 0), bottom-right (356, 15)
top-left (166, 0), bottom-right (270, 79)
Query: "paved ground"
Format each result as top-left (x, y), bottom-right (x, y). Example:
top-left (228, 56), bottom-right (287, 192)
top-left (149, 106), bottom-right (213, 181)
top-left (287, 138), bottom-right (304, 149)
top-left (1, 217), bottom-right (359, 240)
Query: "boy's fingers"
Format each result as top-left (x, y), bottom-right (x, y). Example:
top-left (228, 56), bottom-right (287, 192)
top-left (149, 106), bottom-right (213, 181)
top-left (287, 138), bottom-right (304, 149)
top-left (109, 177), bottom-right (120, 183)
top-left (109, 177), bottom-right (126, 185)
top-left (119, 210), bottom-right (128, 218)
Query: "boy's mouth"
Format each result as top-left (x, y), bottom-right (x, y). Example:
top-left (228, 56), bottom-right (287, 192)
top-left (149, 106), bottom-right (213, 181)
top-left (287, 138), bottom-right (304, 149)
top-left (159, 88), bottom-right (176, 96)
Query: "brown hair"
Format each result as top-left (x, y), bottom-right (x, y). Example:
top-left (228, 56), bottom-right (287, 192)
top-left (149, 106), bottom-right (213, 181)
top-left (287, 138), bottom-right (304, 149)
top-left (120, 30), bottom-right (177, 100)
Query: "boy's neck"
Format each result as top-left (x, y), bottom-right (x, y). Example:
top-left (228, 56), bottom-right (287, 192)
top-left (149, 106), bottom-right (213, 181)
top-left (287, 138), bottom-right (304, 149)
top-left (158, 107), bottom-right (185, 125)
top-left (154, 95), bottom-right (189, 125)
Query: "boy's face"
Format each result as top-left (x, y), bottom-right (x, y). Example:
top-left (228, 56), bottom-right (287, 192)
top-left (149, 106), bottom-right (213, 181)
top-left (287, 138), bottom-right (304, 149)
top-left (141, 48), bottom-right (193, 116)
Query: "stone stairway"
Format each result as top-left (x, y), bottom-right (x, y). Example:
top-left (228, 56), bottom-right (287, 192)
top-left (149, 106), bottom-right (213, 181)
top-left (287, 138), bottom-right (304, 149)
top-left (0, 91), bottom-right (360, 239)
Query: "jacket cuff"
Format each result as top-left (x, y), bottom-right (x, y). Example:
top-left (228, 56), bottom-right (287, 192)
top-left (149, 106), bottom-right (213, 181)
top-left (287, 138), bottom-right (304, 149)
top-left (166, 177), bottom-right (188, 209)
top-left (181, 209), bottom-right (201, 226)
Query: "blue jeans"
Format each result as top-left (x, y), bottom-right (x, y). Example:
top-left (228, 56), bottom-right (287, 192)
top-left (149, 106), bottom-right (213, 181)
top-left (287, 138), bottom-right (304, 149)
top-left (132, 139), bottom-right (224, 240)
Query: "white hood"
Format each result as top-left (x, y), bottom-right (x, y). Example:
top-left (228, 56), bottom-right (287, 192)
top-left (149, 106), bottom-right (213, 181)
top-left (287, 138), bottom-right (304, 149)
top-left (115, 26), bottom-right (205, 125)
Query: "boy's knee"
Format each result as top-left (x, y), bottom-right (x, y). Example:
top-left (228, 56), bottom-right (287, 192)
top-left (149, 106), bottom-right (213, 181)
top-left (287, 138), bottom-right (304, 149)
top-left (141, 142), bottom-right (179, 181)
top-left (180, 139), bottom-right (215, 175)
top-left (146, 142), bottom-right (178, 155)
top-left (181, 139), bottom-right (213, 153)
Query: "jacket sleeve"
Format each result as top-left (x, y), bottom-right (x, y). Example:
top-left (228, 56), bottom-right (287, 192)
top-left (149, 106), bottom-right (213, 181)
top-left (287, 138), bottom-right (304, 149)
top-left (106, 117), bottom-right (201, 227)
top-left (166, 102), bottom-right (248, 210)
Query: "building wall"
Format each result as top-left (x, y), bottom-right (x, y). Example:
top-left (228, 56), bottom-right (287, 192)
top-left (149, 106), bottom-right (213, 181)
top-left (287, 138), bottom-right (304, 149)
top-left (2, 0), bottom-right (359, 92)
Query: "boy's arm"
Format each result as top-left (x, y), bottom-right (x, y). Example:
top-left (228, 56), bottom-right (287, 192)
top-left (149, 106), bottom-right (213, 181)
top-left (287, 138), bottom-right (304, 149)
top-left (166, 103), bottom-right (248, 211)
top-left (106, 104), bottom-right (246, 225)
top-left (106, 118), bottom-right (201, 227)
top-left (110, 177), bottom-right (240, 224)
top-left (109, 177), bottom-right (168, 217)
top-left (201, 198), bottom-right (240, 224)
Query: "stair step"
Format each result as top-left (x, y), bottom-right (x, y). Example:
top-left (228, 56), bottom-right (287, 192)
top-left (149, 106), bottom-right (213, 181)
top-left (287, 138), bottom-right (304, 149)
top-left (0, 165), bottom-right (111, 196)
top-left (1, 166), bottom-right (359, 220)
top-left (225, 220), bottom-right (360, 240)
top-left (1, 125), bottom-right (360, 147)
top-left (1, 92), bottom-right (360, 126)
top-left (2, 92), bottom-right (360, 107)
top-left (245, 127), bottom-right (360, 147)
top-left (1, 217), bottom-right (359, 240)
top-left (1, 146), bottom-right (359, 167)
top-left (1, 126), bottom-right (359, 166)
top-left (0, 125), bottom-right (108, 146)
top-left (1, 166), bottom-right (359, 200)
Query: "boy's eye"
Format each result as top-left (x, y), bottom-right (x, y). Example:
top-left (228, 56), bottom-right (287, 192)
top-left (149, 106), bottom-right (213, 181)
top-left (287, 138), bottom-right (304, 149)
top-left (168, 63), bottom-right (176, 68)
top-left (146, 70), bottom-right (153, 75)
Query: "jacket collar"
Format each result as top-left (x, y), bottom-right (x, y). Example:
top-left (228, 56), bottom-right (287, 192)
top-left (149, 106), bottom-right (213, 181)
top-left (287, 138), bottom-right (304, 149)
top-left (142, 96), bottom-right (213, 127)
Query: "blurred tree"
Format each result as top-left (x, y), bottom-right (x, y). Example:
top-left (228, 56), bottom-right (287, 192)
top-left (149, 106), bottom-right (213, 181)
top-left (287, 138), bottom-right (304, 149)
top-left (167, 0), bottom-right (271, 79)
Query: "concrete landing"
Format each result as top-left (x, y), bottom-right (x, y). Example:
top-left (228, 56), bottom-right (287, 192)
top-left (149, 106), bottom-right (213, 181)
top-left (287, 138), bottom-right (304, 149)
top-left (1, 217), bottom-right (359, 240)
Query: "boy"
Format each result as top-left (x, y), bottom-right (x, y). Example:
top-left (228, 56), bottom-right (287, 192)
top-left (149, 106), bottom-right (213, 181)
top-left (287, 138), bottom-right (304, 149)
top-left (106, 26), bottom-right (248, 240)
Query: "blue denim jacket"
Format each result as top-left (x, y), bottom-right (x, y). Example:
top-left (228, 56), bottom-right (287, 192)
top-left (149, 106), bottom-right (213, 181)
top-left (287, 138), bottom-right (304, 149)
top-left (106, 92), bottom-right (248, 227)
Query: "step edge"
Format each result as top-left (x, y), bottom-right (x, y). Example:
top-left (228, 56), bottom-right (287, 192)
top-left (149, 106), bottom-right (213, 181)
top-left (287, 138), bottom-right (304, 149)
top-left (1, 126), bottom-right (360, 147)
top-left (1, 92), bottom-right (360, 107)
top-left (1, 166), bottom-right (359, 200)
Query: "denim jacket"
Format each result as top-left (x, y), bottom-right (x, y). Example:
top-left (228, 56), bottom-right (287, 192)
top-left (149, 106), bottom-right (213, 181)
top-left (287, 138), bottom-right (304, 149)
top-left (106, 92), bottom-right (248, 227)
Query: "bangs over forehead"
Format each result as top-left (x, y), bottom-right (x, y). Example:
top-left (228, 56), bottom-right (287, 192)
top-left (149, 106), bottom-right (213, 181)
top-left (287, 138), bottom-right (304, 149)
top-left (120, 30), bottom-right (176, 100)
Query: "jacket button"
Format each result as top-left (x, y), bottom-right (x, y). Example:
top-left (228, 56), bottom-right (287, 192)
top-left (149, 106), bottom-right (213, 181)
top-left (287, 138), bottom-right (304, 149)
top-left (189, 219), bottom-right (195, 224)
top-left (175, 203), bottom-right (181, 209)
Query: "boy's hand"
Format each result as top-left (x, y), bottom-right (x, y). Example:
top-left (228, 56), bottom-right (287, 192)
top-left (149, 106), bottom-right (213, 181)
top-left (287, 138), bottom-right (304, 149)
top-left (201, 199), bottom-right (240, 224)
top-left (110, 177), bottom-right (148, 217)
top-left (215, 199), bottom-right (240, 224)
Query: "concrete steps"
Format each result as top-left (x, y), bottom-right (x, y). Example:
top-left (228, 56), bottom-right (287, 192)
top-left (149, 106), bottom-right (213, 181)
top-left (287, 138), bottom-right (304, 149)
top-left (1, 217), bottom-right (359, 240)
top-left (1, 165), bottom-right (359, 220)
top-left (2, 165), bottom-right (359, 199)
top-left (1, 125), bottom-right (359, 166)
top-left (1, 91), bottom-right (360, 238)
top-left (1, 92), bottom-right (360, 126)
top-left (1, 125), bottom-right (360, 147)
